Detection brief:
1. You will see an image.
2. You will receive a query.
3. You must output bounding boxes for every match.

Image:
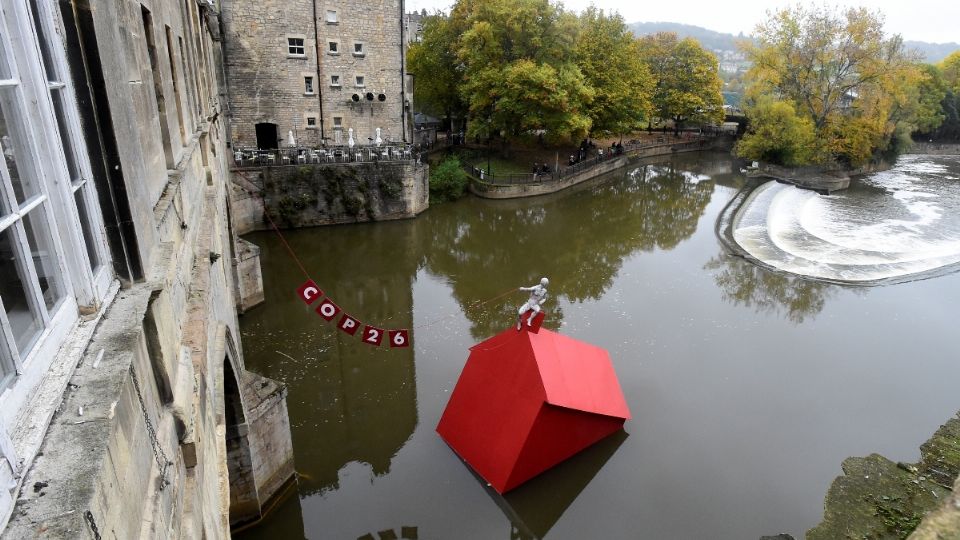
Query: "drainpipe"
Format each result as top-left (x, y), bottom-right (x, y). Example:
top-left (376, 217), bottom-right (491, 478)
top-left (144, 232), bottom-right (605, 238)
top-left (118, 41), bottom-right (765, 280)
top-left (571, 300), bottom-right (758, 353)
top-left (399, 0), bottom-right (407, 143)
top-left (312, 0), bottom-right (325, 142)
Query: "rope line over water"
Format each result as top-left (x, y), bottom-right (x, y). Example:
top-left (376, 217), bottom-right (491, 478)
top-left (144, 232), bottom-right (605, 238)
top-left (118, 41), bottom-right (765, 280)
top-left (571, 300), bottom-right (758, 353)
top-left (240, 171), bottom-right (521, 337)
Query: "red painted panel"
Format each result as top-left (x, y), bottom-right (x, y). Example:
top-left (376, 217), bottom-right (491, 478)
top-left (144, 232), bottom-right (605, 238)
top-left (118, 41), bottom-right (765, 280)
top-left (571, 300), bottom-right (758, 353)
top-left (504, 405), bottom-right (625, 492)
top-left (529, 330), bottom-right (631, 420)
top-left (437, 331), bottom-right (544, 491)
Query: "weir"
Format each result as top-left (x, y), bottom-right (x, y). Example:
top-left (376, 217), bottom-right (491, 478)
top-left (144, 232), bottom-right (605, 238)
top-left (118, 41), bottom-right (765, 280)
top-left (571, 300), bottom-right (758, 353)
top-left (724, 154), bottom-right (960, 284)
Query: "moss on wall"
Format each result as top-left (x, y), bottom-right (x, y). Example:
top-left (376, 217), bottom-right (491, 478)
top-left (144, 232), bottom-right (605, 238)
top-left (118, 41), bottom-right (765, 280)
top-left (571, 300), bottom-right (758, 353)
top-left (260, 162), bottom-right (416, 228)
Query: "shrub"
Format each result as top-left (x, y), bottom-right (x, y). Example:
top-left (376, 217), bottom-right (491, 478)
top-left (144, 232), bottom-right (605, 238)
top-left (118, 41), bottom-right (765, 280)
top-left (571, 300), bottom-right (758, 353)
top-left (430, 156), bottom-right (469, 202)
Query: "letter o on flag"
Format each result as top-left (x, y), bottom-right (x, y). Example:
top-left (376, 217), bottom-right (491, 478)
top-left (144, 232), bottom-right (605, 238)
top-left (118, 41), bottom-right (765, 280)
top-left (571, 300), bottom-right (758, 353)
top-left (316, 299), bottom-right (341, 321)
top-left (389, 330), bottom-right (410, 348)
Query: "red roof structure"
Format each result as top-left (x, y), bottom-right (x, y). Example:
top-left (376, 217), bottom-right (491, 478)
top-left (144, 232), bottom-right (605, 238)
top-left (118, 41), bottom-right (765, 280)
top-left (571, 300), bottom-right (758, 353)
top-left (437, 315), bottom-right (630, 493)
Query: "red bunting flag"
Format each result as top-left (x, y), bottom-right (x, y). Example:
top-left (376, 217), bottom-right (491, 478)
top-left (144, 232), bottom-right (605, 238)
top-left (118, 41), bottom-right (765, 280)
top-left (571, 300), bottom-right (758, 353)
top-left (389, 330), bottom-right (410, 348)
top-left (297, 280), bottom-right (323, 305)
top-left (362, 325), bottom-right (385, 346)
top-left (315, 298), bottom-right (341, 321)
top-left (338, 313), bottom-right (361, 335)
top-left (295, 283), bottom-right (411, 349)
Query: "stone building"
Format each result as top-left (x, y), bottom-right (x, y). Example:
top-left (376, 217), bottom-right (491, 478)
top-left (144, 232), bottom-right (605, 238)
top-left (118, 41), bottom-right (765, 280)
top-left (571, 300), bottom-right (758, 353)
top-left (222, 0), bottom-right (413, 150)
top-left (0, 0), bottom-right (294, 537)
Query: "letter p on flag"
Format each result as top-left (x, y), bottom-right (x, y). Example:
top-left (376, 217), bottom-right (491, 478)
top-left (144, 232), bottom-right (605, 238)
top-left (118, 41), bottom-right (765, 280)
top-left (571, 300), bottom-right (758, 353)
top-left (297, 280), bottom-right (322, 305)
top-left (338, 313), bottom-right (360, 335)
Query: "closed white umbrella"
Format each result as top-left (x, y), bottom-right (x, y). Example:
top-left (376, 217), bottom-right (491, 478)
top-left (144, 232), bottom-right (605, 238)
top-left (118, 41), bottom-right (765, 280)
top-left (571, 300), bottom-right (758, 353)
top-left (348, 128), bottom-right (355, 149)
top-left (288, 130), bottom-right (296, 147)
top-left (375, 127), bottom-right (382, 147)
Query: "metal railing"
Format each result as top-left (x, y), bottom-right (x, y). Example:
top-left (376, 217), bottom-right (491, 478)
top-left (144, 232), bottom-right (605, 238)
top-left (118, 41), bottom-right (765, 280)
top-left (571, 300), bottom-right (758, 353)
top-left (231, 144), bottom-right (417, 168)
top-left (464, 135), bottom-right (725, 186)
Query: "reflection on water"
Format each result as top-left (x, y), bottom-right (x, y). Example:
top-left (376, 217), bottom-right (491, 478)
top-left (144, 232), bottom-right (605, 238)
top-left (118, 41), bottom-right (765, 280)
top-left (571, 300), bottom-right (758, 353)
top-left (240, 224), bottom-right (419, 498)
top-left (704, 254), bottom-right (839, 323)
top-left (493, 431), bottom-right (628, 540)
top-left (418, 158), bottom-right (716, 339)
top-left (238, 152), bottom-right (960, 540)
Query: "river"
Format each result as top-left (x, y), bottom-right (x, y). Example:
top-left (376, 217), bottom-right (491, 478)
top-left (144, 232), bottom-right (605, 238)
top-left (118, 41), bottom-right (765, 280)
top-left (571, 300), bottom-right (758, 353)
top-left (237, 152), bottom-right (960, 540)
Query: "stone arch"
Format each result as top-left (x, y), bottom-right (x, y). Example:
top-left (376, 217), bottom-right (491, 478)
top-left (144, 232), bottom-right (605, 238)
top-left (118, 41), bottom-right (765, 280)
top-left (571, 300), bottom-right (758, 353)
top-left (218, 325), bottom-right (295, 530)
top-left (222, 342), bottom-right (259, 527)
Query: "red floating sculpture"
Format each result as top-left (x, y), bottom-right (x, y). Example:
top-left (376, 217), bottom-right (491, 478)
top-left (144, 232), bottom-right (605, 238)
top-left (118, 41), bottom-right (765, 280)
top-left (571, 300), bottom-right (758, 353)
top-left (437, 313), bottom-right (630, 493)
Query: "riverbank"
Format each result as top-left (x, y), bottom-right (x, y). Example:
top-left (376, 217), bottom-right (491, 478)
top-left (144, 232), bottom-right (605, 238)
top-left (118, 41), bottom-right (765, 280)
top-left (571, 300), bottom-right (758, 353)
top-left (809, 411), bottom-right (960, 539)
top-left (907, 141), bottom-right (960, 155)
top-left (467, 136), bottom-right (735, 199)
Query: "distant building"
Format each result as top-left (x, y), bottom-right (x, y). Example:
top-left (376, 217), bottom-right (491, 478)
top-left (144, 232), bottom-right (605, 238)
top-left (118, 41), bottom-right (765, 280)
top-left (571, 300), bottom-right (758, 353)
top-left (414, 112), bottom-right (441, 144)
top-left (222, 0), bottom-right (413, 150)
top-left (405, 10), bottom-right (425, 45)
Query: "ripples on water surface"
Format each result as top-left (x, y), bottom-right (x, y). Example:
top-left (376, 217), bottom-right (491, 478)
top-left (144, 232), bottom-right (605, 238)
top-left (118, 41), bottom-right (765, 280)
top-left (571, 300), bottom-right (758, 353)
top-left (238, 152), bottom-right (960, 540)
top-left (732, 155), bottom-right (960, 283)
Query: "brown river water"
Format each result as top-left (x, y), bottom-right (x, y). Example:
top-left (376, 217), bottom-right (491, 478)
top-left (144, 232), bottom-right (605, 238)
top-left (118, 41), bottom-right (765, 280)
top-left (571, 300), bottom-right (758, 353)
top-left (237, 151), bottom-right (960, 540)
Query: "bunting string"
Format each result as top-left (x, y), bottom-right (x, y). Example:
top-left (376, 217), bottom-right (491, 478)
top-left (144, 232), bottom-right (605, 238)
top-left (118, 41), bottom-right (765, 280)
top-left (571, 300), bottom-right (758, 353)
top-left (243, 171), bottom-right (519, 349)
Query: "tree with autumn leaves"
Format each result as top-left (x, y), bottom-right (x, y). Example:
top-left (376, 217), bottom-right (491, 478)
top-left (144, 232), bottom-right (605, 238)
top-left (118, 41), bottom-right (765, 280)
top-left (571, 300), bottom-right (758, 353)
top-left (407, 0), bottom-right (722, 144)
top-left (736, 5), bottom-right (950, 167)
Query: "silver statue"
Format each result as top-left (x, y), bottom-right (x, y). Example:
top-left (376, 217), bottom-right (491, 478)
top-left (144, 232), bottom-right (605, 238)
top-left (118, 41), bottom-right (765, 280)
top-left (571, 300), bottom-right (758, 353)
top-left (517, 277), bottom-right (549, 329)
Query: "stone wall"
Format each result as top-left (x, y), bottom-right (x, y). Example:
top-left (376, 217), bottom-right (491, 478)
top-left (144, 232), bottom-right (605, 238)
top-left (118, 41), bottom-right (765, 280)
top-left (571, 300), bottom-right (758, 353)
top-left (221, 0), bottom-right (410, 149)
top-left (2, 0), bottom-right (294, 537)
top-left (469, 157), bottom-right (630, 199)
top-left (236, 239), bottom-right (266, 312)
top-left (907, 142), bottom-right (960, 155)
top-left (230, 161), bottom-right (429, 231)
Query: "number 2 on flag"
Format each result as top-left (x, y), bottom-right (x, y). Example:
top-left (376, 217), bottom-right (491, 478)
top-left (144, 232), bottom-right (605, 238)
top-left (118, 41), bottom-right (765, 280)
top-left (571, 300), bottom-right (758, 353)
top-left (363, 325), bottom-right (384, 346)
top-left (389, 330), bottom-right (410, 348)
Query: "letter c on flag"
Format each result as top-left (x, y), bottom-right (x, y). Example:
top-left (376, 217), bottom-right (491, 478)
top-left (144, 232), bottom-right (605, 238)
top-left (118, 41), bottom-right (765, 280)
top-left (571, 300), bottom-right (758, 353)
top-left (297, 280), bottom-right (323, 305)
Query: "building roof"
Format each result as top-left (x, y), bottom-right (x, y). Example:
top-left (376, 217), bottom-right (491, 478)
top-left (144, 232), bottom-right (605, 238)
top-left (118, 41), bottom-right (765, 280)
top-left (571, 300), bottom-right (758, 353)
top-left (414, 112), bottom-right (441, 127)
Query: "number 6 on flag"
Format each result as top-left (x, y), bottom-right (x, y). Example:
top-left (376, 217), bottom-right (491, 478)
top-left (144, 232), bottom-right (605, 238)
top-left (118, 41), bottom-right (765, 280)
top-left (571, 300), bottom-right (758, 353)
top-left (362, 325), bottom-right (384, 346)
top-left (389, 329), bottom-right (410, 348)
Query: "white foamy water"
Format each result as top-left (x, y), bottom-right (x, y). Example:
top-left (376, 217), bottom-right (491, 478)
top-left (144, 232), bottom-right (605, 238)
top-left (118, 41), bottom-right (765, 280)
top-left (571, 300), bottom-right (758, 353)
top-left (731, 155), bottom-right (960, 282)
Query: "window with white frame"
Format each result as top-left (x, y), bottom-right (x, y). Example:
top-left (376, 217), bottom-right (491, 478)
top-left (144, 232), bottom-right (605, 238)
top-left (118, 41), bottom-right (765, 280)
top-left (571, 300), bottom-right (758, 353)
top-left (352, 42), bottom-right (364, 57)
top-left (0, 0), bottom-right (111, 390)
top-left (327, 40), bottom-right (339, 55)
top-left (304, 76), bottom-right (314, 95)
top-left (354, 75), bottom-right (364, 87)
top-left (325, 9), bottom-right (337, 23)
top-left (330, 74), bottom-right (340, 87)
top-left (332, 116), bottom-right (342, 128)
top-left (287, 36), bottom-right (305, 57)
top-left (305, 115), bottom-right (317, 129)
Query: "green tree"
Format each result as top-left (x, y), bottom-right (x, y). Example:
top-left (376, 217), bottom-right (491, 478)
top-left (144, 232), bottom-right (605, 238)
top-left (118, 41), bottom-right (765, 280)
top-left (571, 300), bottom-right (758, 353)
top-left (407, 14), bottom-right (467, 125)
top-left (741, 5), bottom-right (921, 165)
top-left (736, 96), bottom-right (819, 166)
top-left (574, 8), bottom-right (652, 136)
top-left (454, 0), bottom-right (593, 143)
top-left (636, 32), bottom-right (725, 132)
